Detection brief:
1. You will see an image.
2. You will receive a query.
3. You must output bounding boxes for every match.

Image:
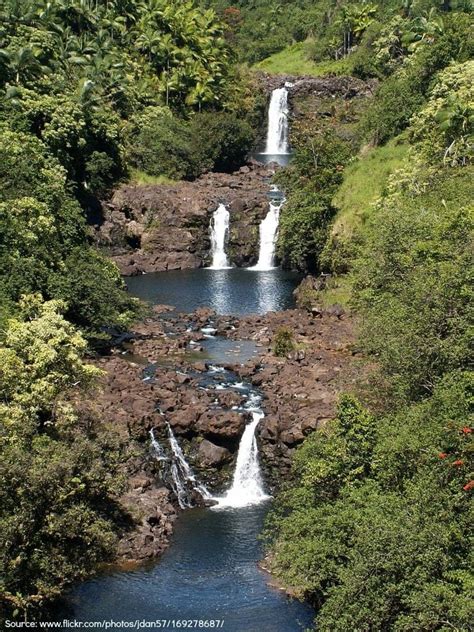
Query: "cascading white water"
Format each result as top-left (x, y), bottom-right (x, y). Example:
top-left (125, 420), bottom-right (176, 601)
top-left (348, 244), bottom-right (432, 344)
top-left (149, 429), bottom-right (167, 461)
top-left (250, 201), bottom-right (282, 271)
top-left (264, 87), bottom-right (289, 155)
top-left (214, 405), bottom-right (270, 509)
top-left (166, 424), bottom-right (213, 509)
top-left (208, 203), bottom-right (231, 269)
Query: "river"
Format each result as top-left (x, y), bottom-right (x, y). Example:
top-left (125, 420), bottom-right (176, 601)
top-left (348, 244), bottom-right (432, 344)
top-left (54, 85), bottom-right (314, 631)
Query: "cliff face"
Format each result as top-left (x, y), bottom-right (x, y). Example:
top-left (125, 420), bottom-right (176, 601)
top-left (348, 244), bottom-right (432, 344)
top-left (95, 163), bottom-right (274, 275)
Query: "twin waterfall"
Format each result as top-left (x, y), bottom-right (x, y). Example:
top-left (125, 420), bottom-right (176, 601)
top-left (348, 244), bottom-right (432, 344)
top-left (151, 399), bottom-right (269, 510)
top-left (209, 203), bottom-right (231, 269)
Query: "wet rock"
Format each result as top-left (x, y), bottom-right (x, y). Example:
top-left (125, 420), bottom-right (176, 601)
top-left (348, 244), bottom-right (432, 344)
top-left (198, 439), bottom-right (232, 467)
top-left (196, 410), bottom-right (247, 440)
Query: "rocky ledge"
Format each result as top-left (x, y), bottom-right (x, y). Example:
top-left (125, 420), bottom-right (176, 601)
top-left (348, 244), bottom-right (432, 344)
top-left (94, 163), bottom-right (274, 275)
top-left (257, 71), bottom-right (376, 100)
top-left (81, 298), bottom-right (358, 562)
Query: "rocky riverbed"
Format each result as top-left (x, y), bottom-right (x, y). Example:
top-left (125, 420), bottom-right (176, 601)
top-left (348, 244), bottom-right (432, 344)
top-left (82, 295), bottom-right (358, 564)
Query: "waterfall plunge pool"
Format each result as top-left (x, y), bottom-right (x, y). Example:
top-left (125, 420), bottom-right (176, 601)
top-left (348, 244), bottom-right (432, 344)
top-left (57, 505), bottom-right (314, 631)
top-left (126, 268), bottom-right (301, 316)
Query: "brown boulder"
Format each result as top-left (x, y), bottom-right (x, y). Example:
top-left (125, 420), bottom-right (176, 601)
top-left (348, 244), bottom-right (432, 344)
top-left (196, 410), bottom-right (247, 439)
top-left (198, 439), bottom-right (232, 467)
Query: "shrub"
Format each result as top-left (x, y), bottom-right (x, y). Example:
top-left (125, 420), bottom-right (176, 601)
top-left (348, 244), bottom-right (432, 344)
top-left (273, 328), bottom-right (296, 357)
top-left (188, 111), bottom-right (255, 174)
top-left (124, 107), bottom-right (194, 180)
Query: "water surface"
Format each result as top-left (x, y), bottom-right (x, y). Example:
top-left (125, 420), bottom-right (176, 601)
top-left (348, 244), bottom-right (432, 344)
top-left (59, 506), bottom-right (314, 631)
top-left (126, 268), bottom-right (300, 315)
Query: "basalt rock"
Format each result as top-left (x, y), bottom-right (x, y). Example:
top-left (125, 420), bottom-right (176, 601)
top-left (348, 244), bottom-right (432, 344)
top-left (95, 164), bottom-right (273, 275)
top-left (116, 483), bottom-right (177, 562)
top-left (196, 410), bottom-right (248, 443)
top-left (256, 71), bottom-right (377, 100)
top-left (198, 439), bottom-right (232, 467)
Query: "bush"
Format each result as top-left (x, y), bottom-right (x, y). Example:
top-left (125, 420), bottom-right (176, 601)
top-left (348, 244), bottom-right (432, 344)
top-left (47, 248), bottom-right (141, 339)
top-left (126, 107), bottom-right (256, 180)
top-left (125, 107), bottom-right (194, 180)
top-left (354, 166), bottom-right (473, 401)
top-left (276, 127), bottom-right (351, 271)
top-left (188, 111), bottom-right (255, 173)
top-left (361, 13), bottom-right (474, 144)
top-left (273, 328), bottom-right (296, 357)
top-left (0, 129), bottom-right (139, 338)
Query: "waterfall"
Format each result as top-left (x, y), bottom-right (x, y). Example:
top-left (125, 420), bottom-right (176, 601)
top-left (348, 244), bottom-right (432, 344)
top-left (209, 203), bottom-right (231, 269)
top-left (264, 87), bottom-right (289, 155)
top-left (250, 201), bottom-right (282, 271)
top-left (214, 411), bottom-right (270, 509)
top-left (167, 423), bottom-right (213, 508)
top-left (149, 429), bottom-right (167, 461)
top-left (154, 424), bottom-right (212, 509)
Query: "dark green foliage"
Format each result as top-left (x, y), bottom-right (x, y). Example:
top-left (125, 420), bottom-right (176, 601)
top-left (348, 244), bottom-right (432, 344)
top-left (0, 128), bottom-right (139, 337)
top-left (0, 299), bottom-right (129, 616)
top-left (361, 13), bottom-right (474, 143)
top-left (272, 327), bottom-right (295, 357)
top-left (266, 378), bottom-right (473, 631)
top-left (47, 248), bottom-right (140, 338)
top-left (188, 111), bottom-right (255, 174)
top-left (277, 127), bottom-right (351, 271)
top-left (125, 107), bottom-right (195, 180)
top-left (0, 430), bottom-right (126, 613)
top-left (354, 167), bottom-right (473, 401)
top-left (125, 107), bottom-right (256, 179)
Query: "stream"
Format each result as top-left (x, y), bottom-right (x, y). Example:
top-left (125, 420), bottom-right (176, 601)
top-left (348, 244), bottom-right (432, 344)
top-left (54, 85), bottom-right (315, 631)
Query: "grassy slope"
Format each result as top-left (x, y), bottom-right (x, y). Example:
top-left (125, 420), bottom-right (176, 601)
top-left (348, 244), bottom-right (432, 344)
top-left (128, 168), bottom-right (177, 186)
top-left (255, 40), bottom-right (351, 76)
top-left (320, 140), bottom-right (409, 309)
top-left (331, 138), bottom-right (409, 241)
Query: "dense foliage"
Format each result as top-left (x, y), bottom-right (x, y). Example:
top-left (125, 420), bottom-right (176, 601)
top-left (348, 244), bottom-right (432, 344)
top-left (266, 27), bottom-right (473, 630)
top-left (276, 125), bottom-right (351, 271)
top-left (0, 0), bottom-right (258, 618)
top-left (201, 0), bottom-right (472, 67)
top-left (0, 298), bottom-right (128, 616)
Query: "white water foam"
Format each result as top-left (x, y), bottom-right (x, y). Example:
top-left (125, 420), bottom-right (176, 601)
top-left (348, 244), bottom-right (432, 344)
top-left (208, 204), bottom-right (231, 269)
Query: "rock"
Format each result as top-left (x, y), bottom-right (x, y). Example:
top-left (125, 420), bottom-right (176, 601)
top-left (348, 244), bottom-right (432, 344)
top-left (96, 164), bottom-right (274, 274)
top-left (196, 410), bottom-right (247, 440)
top-left (325, 304), bottom-right (345, 319)
top-left (116, 486), bottom-right (177, 563)
top-left (198, 439), bottom-right (232, 467)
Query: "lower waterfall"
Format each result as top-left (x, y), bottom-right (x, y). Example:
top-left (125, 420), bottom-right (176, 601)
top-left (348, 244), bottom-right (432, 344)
top-left (214, 404), bottom-right (270, 509)
top-left (208, 203), bottom-right (231, 269)
top-left (149, 429), bottom-right (167, 461)
top-left (151, 424), bottom-right (212, 509)
top-left (167, 424), bottom-right (213, 508)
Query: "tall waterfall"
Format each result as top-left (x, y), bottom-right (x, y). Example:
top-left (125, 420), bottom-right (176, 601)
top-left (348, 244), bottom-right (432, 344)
top-left (209, 203), bottom-right (231, 269)
top-left (214, 409), bottom-right (270, 509)
top-left (265, 87), bottom-right (289, 155)
top-left (250, 200), bottom-right (282, 271)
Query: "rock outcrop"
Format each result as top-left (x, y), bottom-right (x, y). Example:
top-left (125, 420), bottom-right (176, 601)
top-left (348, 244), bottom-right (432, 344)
top-left (95, 163), bottom-right (274, 275)
top-left (256, 71), bottom-right (377, 100)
